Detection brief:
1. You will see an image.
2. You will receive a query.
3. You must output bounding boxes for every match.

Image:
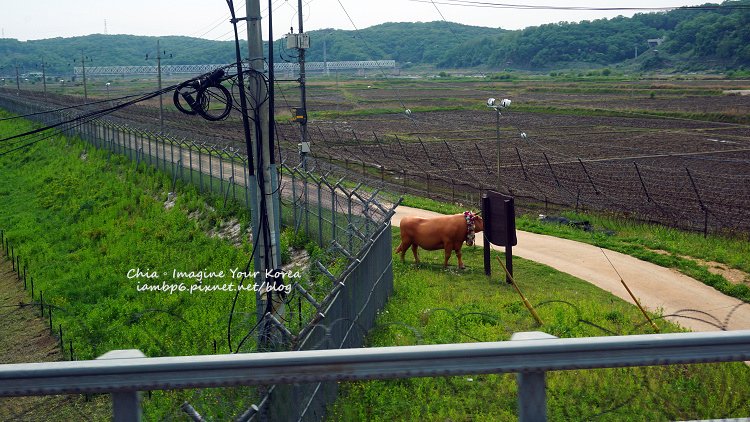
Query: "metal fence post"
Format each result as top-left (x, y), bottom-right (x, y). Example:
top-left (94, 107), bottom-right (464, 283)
top-left (231, 157), bottom-right (237, 202)
top-left (147, 134), bottom-right (152, 167)
top-left (331, 182), bottom-right (337, 244)
top-left (97, 350), bottom-right (146, 422)
top-left (219, 154), bottom-right (224, 196)
top-left (291, 170), bottom-right (298, 231)
top-left (162, 138), bottom-right (168, 173)
top-left (209, 151), bottom-right (213, 193)
top-left (512, 332), bottom-right (556, 422)
top-left (317, 179), bottom-right (324, 245)
top-left (304, 173), bottom-right (310, 236)
top-left (198, 147), bottom-right (203, 192)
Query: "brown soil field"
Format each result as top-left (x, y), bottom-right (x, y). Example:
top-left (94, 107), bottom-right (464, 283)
top-left (4, 76), bottom-right (750, 234)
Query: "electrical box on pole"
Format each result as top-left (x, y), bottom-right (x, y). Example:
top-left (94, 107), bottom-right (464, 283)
top-left (286, 33), bottom-right (310, 49)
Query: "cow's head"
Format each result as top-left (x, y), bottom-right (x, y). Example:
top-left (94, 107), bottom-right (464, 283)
top-left (474, 214), bottom-right (484, 232)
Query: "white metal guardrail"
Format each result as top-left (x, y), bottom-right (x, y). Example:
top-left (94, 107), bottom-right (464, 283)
top-left (2, 330), bottom-right (750, 421)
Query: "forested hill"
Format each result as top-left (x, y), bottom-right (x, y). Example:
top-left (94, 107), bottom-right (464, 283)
top-left (1, 1), bottom-right (749, 74)
top-left (438, 0), bottom-right (750, 70)
top-left (0, 22), bottom-right (491, 75)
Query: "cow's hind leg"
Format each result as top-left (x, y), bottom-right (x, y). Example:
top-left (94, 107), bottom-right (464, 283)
top-left (395, 239), bottom-right (411, 262)
top-left (411, 244), bottom-right (420, 264)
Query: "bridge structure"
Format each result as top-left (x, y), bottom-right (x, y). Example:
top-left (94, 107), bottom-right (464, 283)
top-left (73, 60), bottom-right (397, 76)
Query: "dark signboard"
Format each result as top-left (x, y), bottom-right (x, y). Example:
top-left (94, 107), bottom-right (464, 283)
top-left (482, 191), bottom-right (517, 282)
top-left (483, 191), bottom-right (517, 247)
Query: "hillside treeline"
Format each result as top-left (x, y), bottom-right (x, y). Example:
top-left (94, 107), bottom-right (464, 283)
top-left (0, 0), bottom-right (748, 75)
top-left (437, 0), bottom-right (750, 69)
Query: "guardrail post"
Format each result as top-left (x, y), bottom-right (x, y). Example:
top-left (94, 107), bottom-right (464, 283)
top-left (511, 331), bottom-right (556, 422)
top-left (97, 349), bottom-right (146, 422)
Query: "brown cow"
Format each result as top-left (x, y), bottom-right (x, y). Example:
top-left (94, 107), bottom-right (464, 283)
top-left (395, 212), bottom-right (484, 269)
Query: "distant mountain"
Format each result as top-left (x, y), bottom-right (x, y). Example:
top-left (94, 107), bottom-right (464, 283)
top-left (0, 35), bottom-right (241, 76)
top-left (0, 22), bottom-right (496, 76)
top-left (1, 1), bottom-right (749, 76)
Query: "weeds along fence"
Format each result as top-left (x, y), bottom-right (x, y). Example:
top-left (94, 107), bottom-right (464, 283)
top-left (277, 123), bottom-right (750, 236)
top-left (0, 94), bottom-right (400, 421)
top-left (0, 231), bottom-right (77, 361)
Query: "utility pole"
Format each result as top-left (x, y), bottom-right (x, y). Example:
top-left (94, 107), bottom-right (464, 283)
top-left (146, 40), bottom-right (172, 133)
top-left (40, 61), bottom-right (48, 98)
top-left (322, 31), bottom-right (334, 77)
top-left (82, 53), bottom-right (88, 103)
top-left (15, 64), bottom-right (20, 94)
top-left (246, 0), bottom-right (282, 347)
top-left (487, 98), bottom-right (511, 193)
top-left (496, 107), bottom-right (501, 191)
top-left (296, 0), bottom-right (309, 168)
top-left (75, 53), bottom-right (92, 103)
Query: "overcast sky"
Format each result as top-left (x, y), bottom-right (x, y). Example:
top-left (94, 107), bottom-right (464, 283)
top-left (2, 0), bottom-right (710, 42)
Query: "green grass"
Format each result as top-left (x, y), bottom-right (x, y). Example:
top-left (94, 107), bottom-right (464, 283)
top-left (0, 109), bottom-right (357, 419)
top-left (0, 112), bottom-right (264, 419)
top-left (327, 230), bottom-right (750, 421)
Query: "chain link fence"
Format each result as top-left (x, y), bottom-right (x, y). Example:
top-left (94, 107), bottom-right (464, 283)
top-left (0, 93), bottom-right (400, 421)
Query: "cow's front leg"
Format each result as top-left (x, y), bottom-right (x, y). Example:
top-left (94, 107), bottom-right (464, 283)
top-left (412, 244), bottom-right (420, 264)
top-left (456, 246), bottom-right (465, 269)
top-left (443, 245), bottom-right (452, 268)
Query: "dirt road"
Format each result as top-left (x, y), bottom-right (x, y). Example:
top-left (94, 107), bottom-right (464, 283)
top-left (393, 205), bottom-right (750, 332)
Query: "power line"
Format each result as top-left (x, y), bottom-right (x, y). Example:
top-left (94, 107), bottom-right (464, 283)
top-left (429, 0), bottom-right (450, 22)
top-left (0, 82), bottom-right (182, 154)
top-left (333, 0), bottom-right (410, 112)
top-left (0, 93), bottom-right (142, 122)
top-left (406, 0), bottom-right (750, 11)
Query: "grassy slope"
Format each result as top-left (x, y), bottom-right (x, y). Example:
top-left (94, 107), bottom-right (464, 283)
top-left (327, 231), bottom-right (750, 421)
top-left (0, 113), bottom-right (259, 419)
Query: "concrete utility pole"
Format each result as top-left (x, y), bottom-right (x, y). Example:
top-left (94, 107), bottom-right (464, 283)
top-left (146, 40), bottom-right (171, 133)
top-left (14, 64), bottom-right (20, 94)
top-left (40, 61), bottom-right (48, 98)
top-left (246, 0), bottom-right (282, 341)
top-left (157, 40), bottom-right (164, 132)
top-left (82, 53), bottom-right (88, 103)
top-left (297, 0), bottom-right (309, 168)
top-left (77, 52), bottom-right (92, 104)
